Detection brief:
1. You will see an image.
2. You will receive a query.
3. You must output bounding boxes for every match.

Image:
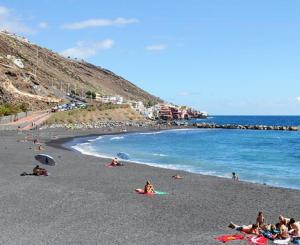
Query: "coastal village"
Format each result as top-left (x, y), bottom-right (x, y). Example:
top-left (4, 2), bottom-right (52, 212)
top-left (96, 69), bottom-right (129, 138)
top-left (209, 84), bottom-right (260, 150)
top-left (54, 92), bottom-right (208, 121)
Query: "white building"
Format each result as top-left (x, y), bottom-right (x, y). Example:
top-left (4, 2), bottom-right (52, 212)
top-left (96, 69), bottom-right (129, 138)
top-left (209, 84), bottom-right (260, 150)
top-left (96, 95), bottom-right (124, 104)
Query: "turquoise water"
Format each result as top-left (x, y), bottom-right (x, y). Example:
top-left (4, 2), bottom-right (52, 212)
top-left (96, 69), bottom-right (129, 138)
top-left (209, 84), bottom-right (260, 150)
top-left (70, 125), bottom-right (300, 190)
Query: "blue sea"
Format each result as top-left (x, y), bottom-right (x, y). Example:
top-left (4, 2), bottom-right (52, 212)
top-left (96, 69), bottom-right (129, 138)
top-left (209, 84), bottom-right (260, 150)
top-left (69, 116), bottom-right (300, 190)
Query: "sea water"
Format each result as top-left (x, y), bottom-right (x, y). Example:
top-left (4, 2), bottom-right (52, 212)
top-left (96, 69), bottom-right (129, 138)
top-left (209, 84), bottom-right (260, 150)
top-left (69, 116), bottom-right (300, 190)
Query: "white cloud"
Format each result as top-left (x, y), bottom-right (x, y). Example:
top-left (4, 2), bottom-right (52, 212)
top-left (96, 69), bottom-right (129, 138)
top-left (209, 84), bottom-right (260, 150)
top-left (146, 44), bottom-right (167, 51)
top-left (38, 22), bottom-right (48, 29)
top-left (296, 96), bottom-right (300, 102)
top-left (60, 39), bottom-right (114, 59)
top-left (179, 92), bottom-right (189, 96)
top-left (0, 5), bottom-right (33, 34)
top-left (62, 17), bottom-right (139, 30)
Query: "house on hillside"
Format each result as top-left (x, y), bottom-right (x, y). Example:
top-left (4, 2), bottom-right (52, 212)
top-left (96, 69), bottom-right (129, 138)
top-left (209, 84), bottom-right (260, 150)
top-left (158, 104), bottom-right (173, 120)
top-left (127, 100), bottom-right (145, 113)
top-left (96, 94), bottom-right (124, 104)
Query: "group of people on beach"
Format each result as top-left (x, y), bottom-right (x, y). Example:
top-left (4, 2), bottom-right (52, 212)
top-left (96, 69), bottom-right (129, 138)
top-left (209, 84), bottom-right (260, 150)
top-left (229, 212), bottom-right (300, 242)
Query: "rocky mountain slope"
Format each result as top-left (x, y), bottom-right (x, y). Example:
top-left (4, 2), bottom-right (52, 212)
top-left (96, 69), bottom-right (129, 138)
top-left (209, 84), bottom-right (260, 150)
top-left (0, 31), bottom-right (161, 110)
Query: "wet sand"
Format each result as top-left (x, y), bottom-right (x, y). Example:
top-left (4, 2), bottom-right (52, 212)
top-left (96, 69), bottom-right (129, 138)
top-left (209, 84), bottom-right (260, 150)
top-left (0, 128), bottom-right (299, 245)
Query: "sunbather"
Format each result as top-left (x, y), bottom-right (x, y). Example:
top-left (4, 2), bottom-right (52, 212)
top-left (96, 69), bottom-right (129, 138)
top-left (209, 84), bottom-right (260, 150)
top-left (279, 215), bottom-right (290, 227)
top-left (144, 180), bottom-right (155, 194)
top-left (256, 211), bottom-right (265, 227)
top-left (228, 222), bottom-right (259, 235)
top-left (172, 174), bottom-right (183, 179)
top-left (110, 157), bottom-right (123, 166)
top-left (33, 165), bottom-right (48, 176)
top-left (289, 218), bottom-right (300, 237)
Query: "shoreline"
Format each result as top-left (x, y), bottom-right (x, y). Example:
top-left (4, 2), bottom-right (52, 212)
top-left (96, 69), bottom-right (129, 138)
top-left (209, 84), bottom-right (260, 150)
top-left (46, 127), bottom-right (300, 192)
top-left (1, 127), bottom-right (299, 244)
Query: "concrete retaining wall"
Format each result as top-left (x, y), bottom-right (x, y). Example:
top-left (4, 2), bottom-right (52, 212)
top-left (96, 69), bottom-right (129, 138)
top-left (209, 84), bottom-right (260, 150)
top-left (0, 111), bottom-right (34, 124)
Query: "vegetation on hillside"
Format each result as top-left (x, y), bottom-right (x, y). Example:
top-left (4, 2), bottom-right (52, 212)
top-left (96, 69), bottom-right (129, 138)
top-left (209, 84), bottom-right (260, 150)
top-left (46, 104), bottom-right (145, 124)
top-left (0, 103), bottom-right (28, 117)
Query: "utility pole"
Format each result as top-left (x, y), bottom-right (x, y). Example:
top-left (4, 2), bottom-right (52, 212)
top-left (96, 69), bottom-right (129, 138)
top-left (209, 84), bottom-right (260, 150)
top-left (67, 83), bottom-right (70, 94)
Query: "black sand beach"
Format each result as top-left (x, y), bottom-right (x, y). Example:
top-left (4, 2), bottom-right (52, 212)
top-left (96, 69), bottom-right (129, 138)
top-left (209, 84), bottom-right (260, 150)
top-left (0, 128), bottom-right (299, 245)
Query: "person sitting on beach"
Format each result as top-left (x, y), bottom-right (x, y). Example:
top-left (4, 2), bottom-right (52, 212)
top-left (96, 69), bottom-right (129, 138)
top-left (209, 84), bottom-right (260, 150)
top-left (279, 215), bottom-right (291, 230)
top-left (279, 215), bottom-right (290, 226)
top-left (110, 158), bottom-right (123, 166)
top-left (256, 211), bottom-right (265, 228)
top-left (37, 144), bottom-right (44, 151)
top-left (228, 222), bottom-right (259, 235)
top-left (289, 218), bottom-right (300, 237)
top-left (33, 165), bottom-right (48, 176)
top-left (172, 174), bottom-right (183, 179)
top-left (144, 180), bottom-right (155, 194)
top-left (232, 172), bottom-right (239, 181)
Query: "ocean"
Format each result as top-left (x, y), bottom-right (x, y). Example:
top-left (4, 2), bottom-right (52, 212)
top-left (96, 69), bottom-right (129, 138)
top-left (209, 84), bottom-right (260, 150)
top-left (68, 116), bottom-right (300, 190)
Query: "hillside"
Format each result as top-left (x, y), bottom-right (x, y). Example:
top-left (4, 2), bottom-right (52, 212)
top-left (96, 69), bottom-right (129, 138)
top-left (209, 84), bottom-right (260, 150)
top-left (0, 31), bottom-right (162, 110)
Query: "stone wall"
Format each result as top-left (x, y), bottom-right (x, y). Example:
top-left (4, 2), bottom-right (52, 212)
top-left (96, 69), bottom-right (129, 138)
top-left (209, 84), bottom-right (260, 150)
top-left (0, 111), bottom-right (33, 124)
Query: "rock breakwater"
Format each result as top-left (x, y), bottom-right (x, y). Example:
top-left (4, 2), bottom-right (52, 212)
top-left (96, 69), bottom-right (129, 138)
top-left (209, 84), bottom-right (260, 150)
top-left (195, 123), bottom-right (300, 131)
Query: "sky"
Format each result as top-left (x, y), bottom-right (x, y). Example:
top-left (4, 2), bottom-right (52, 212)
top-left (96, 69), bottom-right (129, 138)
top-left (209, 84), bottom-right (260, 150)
top-left (0, 0), bottom-right (300, 115)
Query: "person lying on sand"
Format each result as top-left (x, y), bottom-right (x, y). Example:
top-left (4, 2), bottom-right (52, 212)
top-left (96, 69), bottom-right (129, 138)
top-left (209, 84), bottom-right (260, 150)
top-left (289, 218), bottom-right (300, 237)
top-left (172, 174), bottom-right (183, 179)
top-left (228, 222), bottom-right (259, 235)
top-left (144, 180), bottom-right (155, 194)
top-left (33, 165), bottom-right (48, 176)
top-left (256, 211), bottom-right (265, 228)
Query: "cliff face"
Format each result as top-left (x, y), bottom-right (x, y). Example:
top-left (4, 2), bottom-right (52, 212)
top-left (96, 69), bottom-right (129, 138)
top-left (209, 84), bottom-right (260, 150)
top-left (0, 31), bottom-right (162, 110)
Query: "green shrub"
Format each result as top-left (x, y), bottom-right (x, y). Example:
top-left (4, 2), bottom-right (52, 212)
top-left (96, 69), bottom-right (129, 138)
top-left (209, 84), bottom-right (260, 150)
top-left (0, 103), bottom-right (28, 117)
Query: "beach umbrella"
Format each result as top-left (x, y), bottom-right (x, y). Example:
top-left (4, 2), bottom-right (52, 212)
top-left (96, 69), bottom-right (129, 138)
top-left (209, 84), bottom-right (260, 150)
top-left (35, 154), bottom-right (56, 166)
top-left (117, 152), bottom-right (130, 160)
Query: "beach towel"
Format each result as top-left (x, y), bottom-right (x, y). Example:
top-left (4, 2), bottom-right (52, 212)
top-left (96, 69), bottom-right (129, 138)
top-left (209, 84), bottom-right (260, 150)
top-left (215, 234), bottom-right (244, 243)
top-left (135, 189), bottom-right (168, 195)
top-left (247, 235), bottom-right (268, 245)
top-left (273, 237), bottom-right (291, 244)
